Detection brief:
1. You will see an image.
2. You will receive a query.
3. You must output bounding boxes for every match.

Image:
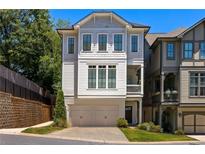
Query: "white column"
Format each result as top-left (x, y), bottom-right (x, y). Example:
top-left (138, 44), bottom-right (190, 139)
top-left (138, 100), bottom-right (142, 124)
top-left (160, 72), bottom-right (165, 102)
top-left (140, 65), bottom-right (144, 95)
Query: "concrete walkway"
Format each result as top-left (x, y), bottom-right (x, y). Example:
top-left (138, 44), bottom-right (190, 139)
top-left (0, 121), bottom-right (53, 135)
top-left (188, 135), bottom-right (205, 142)
top-left (48, 127), bottom-right (128, 143)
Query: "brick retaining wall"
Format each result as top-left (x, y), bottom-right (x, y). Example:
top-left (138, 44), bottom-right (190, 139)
top-left (0, 92), bottom-right (51, 128)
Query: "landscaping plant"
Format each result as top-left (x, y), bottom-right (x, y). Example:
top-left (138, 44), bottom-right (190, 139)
top-left (53, 89), bottom-right (67, 128)
top-left (117, 118), bottom-right (128, 128)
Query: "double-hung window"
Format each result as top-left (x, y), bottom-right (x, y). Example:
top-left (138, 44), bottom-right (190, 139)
top-left (167, 43), bottom-right (175, 60)
top-left (200, 42), bottom-right (205, 59)
top-left (88, 66), bottom-right (96, 88)
top-left (108, 66), bottom-right (116, 88)
top-left (98, 34), bottom-right (107, 51)
top-left (131, 35), bottom-right (138, 52)
top-left (98, 65), bottom-right (106, 88)
top-left (68, 37), bottom-right (75, 54)
top-left (184, 42), bottom-right (193, 59)
top-left (83, 34), bottom-right (91, 51)
top-left (190, 72), bottom-right (205, 96)
top-left (114, 34), bottom-right (123, 51)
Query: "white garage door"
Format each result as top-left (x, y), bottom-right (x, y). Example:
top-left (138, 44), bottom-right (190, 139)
top-left (183, 112), bottom-right (205, 134)
top-left (70, 105), bottom-right (119, 126)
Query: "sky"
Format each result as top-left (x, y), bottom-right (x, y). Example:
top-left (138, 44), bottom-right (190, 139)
top-left (49, 9), bottom-right (205, 33)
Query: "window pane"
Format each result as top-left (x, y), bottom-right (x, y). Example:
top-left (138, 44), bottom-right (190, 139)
top-left (98, 65), bottom-right (106, 88)
top-left (190, 87), bottom-right (198, 96)
top-left (108, 66), bottom-right (116, 88)
top-left (88, 66), bottom-right (96, 88)
top-left (83, 34), bottom-right (91, 51)
top-left (200, 87), bottom-right (205, 96)
top-left (190, 77), bottom-right (198, 87)
top-left (68, 38), bottom-right (74, 54)
top-left (98, 34), bottom-right (107, 51)
top-left (184, 43), bottom-right (193, 59)
top-left (114, 34), bottom-right (122, 51)
top-left (131, 35), bottom-right (138, 52)
top-left (167, 43), bottom-right (174, 59)
top-left (200, 42), bottom-right (205, 59)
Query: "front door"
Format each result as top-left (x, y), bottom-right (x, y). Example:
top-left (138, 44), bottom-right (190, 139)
top-left (125, 106), bottom-right (132, 124)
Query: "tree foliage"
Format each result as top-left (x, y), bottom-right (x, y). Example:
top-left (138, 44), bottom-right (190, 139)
top-left (53, 89), bottom-right (67, 127)
top-left (0, 10), bottom-right (69, 93)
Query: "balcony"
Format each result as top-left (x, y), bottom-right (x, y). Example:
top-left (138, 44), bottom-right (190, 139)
top-left (164, 89), bottom-right (178, 102)
top-left (127, 84), bottom-right (141, 95)
top-left (127, 65), bottom-right (143, 96)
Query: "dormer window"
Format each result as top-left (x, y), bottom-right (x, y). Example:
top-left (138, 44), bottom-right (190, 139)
top-left (131, 34), bottom-right (139, 52)
top-left (83, 34), bottom-right (91, 51)
top-left (98, 34), bottom-right (107, 51)
top-left (114, 34), bottom-right (123, 52)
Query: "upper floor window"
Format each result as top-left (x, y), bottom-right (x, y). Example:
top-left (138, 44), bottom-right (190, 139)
top-left (184, 42), bottom-right (193, 59)
top-left (68, 37), bottom-right (75, 54)
top-left (200, 42), bottom-right (205, 59)
top-left (167, 43), bottom-right (175, 60)
top-left (83, 34), bottom-right (91, 51)
top-left (88, 66), bottom-right (96, 88)
top-left (114, 34), bottom-right (123, 51)
top-left (98, 34), bottom-right (107, 51)
top-left (190, 72), bottom-right (205, 96)
top-left (131, 35), bottom-right (138, 52)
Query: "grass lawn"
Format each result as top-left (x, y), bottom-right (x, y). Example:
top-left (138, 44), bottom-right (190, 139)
top-left (22, 125), bottom-right (64, 135)
top-left (120, 128), bottom-right (196, 142)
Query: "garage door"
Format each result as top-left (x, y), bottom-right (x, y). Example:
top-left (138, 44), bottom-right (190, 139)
top-left (70, 105), bottom-right (119, 126)
top-left (183, 112), bottom-right (205, 134)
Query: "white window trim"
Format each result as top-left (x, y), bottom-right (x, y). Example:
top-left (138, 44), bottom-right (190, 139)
top-left (97, 33), bottom-right (109, 52)
top-left (130, 34), bottom-right (140, 52)
top-left (67, 36), bottom-right (76, 54)
top-left (81, 33), bottom-right (93, 52)
top-left (87, 64), bottom-right (118, 90)
top-left (112, 33), bottom-right (124, 52)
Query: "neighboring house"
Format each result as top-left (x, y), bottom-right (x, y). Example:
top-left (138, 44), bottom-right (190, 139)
top-left (144, 18), bottom-right (205, 134)
top-left (57, 11), bottom-right (149, 126)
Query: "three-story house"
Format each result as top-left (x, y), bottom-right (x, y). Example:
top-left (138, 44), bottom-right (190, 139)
top-left (144, 18), bottom-right (205, 134)
top-left (57, 11), bottom-right (149, 126)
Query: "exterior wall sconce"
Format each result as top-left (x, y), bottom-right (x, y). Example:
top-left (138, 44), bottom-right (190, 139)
top-left (178, 112), bottom-right (182, 118)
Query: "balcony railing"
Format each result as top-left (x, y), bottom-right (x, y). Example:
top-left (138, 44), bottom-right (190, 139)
top-left (127, 84), bottom-right (141, 95)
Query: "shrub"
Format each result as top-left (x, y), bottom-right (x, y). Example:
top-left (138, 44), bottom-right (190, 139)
top-left (174, 129), bottom-right (185, 135)
top-left (138, 122), bottom-right (150, 131)
top-left (117, 118), bottom-right (128, 128)
top-left (150, 125), bottom-right (161, 133)
top-left (138, 122), bottom-right (160, 132)
top-left (53, 89), bottom-right (67, 128)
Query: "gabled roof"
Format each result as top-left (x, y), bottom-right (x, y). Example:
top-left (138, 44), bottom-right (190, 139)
top-left (146, 28), bottom-right (187, 48)
top-left (178, 17), bottom-right (205, 38)
top-left (57, 10), bottom-right (150, 33)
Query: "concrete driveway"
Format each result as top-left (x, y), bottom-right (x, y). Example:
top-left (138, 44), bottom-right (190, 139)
top-left (188, 135), bottom-right (205, 142)
top-left (48, 127), bottom-right (128, 143)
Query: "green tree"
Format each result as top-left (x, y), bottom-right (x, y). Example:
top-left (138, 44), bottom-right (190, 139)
top-left (54, 89), bottom-right (67, 127)
top-left (0, 10), bottom-right (69, 93)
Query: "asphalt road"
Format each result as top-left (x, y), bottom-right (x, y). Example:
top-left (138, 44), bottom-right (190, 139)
top-left (0, 134), bottom-right (104, 145)
top-left (0, 134), bottom-right (205, 145)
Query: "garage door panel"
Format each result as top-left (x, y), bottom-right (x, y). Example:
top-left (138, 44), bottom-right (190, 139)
top-left (196, 126), bottom-right (205, 134)
top-left (196, 114), bottom-right (205, 125)
top-left (184, 115), bottom-right (194, 125)
top-left (70, 105), bottom-right (119, 126)
top-left (183, 112), bottom-right (205, 134)
top-left (184, 126), bottom-right (194, 134)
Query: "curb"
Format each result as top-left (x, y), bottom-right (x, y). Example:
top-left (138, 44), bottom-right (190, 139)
top-left (0, 132), bottom-right (202, 145)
